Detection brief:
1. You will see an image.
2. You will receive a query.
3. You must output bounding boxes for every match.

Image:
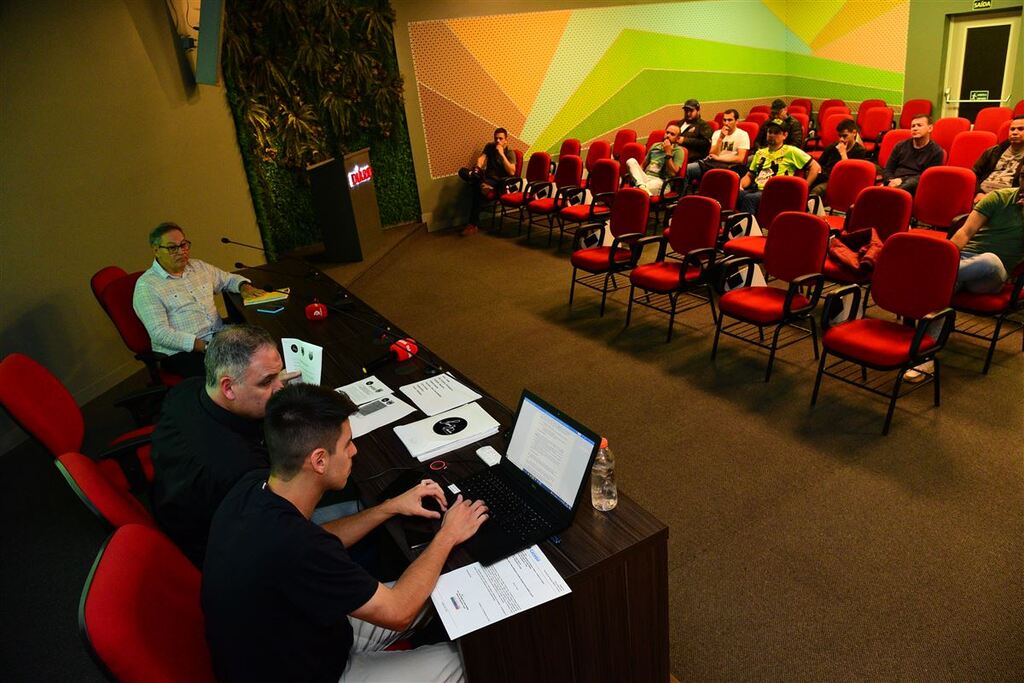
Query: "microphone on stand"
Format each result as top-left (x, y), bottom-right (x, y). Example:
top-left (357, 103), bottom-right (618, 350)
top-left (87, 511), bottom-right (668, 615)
top-left (223, 236), bottom-right (321, 280)
top-left (221, 236), bottom-right (271, 254)
top-left (362, 338), bottom-right (419, 374)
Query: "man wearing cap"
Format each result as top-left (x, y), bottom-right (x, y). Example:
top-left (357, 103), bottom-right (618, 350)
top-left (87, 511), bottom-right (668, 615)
top-left (755, 99), bottom-right (804, 149)
top-left (678, 99), bottom-right (714, 160)
top-left (737, 121), bottom-right (819, 214)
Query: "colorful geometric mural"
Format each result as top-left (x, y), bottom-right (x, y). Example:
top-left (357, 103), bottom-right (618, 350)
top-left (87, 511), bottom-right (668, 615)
top-left (408, 1), bottom-right (909, 179)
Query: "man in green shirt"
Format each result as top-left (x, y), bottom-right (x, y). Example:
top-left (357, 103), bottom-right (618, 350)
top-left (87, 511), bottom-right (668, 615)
top-left (950, 166), bottom-right (1024, 293)
top-left (625, 123), bottom-right (685, 196)
top-left (736, 121), bottom-right (819, 214)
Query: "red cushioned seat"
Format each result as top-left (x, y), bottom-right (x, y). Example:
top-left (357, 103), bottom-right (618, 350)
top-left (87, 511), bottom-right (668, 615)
top-left (57, 453), bottom-right (156, 529)
top-left (823, 319), bottom-right (937, 366)
top-left (949, 261), bottom-right (1024, 374)
top-left (951, 283), bottom-right (1014, 315)
top-left (630, 261), bottom-right (702, 290)
top-left (494, 151), bottom-right (552, 233)
top-left (527, 197), bottom-right (557, 214)
top-left (526, 154), bottom-right (583, 244)
top-left (561, 203), bottom-right (610, 222)
top-left (723, 235), bottom-right (765, 260)
top-left (570, 246), bottom-right (632, 270)
top-left (500, 191), bottom-right (526, 207)
top-left (558, 158), bottom-right (619, 249)
top-left (720, 287), bottom-right (812, 325)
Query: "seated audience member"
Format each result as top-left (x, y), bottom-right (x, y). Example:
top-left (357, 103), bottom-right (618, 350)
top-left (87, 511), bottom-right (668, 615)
top-left (951, 165), bottom-right (1024, 294)
top-left (684, 108), bottom-right (750, 186)
top-left (809, 118), bottom-right (868, 197)
top-left (677, 99), bottom-right (715, 160)
top-left (972, 116), bottom-right (1024, 203)
top-left (151, 324), bottom-right (297, 566)
top-left (754, 99), bottom-right (804, 149)
top-left (133, 222), bottom-right (264, 378)
top-left (457, 127), bottom-right (517, 236)
top-left (881, 114), bottom-right (943, 196)
top-left (626, 123), bottom-right (685, 196)
top-left (736, 121), bottom-right (820, 214)
top-left (202, 384), bottom-right (488, 683)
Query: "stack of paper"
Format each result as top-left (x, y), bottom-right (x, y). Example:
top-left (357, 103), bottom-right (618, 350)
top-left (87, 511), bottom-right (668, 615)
top-left (242, 287), bottom-right (290, 306)
top-left (399, 373), bottom-right (482, 416)
top-left (393, 402), bottom-right (499, 461)
top-left (336, 376), bottom-right (416, 438)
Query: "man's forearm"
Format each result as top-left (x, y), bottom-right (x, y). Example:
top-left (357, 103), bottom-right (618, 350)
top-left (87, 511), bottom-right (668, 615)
top-left (322, 502), bottom-right (395, 547)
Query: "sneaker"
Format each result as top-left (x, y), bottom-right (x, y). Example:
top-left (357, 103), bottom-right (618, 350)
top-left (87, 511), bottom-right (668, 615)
top-left (903, 360), bottom-right (934, 383)
top-left (460, 224), bottom-right (479, 236)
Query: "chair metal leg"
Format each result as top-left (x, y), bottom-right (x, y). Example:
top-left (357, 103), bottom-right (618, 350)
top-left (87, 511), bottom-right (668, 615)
top-left (666, 293), bottom-right (677, 343)
top-left (711, 314), bottom-right (724, 360)
top-left (599, 274), bottom-right (611, 316)
top-left (882, 371), bottom-right (905, 436)
top-left (810, 350), bottom-right (829, 406)
top-left (809, 317), bottom-right (820, 359)
top-left (569, 268), bottom-right (578, 305)
top-left (982, 318), bottom-right (1005, 374)
top-left (933, 357), bottom-right (941, 406)
top-left (765, 324), bottom-right (784, 382)
top-left (625, 285), bottom-right (636, 327)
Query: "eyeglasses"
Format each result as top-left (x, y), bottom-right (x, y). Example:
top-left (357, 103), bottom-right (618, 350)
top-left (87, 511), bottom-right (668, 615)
top-left (158, 240), bottom-right (192, 253)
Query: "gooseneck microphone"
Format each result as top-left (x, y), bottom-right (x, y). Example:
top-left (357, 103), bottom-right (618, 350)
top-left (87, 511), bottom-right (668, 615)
top-left (221, 236), bottom-right (270, 254)
top-left (362, 338), bottom-right (420, 374)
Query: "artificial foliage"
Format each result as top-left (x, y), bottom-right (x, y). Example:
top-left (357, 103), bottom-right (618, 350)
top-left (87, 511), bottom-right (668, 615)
top-left (222, 0), bottom-right (420, 257)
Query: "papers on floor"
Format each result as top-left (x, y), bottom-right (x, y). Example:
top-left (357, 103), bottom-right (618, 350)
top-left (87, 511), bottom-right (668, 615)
top-left (393, 402), bottom-right (499, 461)
top-left (431, 545), bottom-right (571, 640)
top-left (282, 338), bottom-right (323, 385)
top-left (336, 376), bottom-right (415, 438)
top-left (399, 373), bottom-right (482, 416)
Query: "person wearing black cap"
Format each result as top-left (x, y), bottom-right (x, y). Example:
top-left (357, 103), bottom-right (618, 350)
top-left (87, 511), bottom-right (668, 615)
top-left (678, 99), bottom-right (714, 159)
top-left (737, 120), bottom-right (819, 214)
top-left (754, 99), bottom-right (804, 149)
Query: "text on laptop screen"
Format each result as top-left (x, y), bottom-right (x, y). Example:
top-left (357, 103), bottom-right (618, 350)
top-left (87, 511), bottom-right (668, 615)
top-left (506, 396), bottom-right (597, 508)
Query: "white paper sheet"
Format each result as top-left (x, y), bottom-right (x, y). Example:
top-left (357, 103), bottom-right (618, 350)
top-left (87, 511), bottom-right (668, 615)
top-left (281, 338), bottom-right (323, 385)
top-left (393, 402), bottom-right (500, 461)
top-left (336, 376), bottom-right (395, 406)
top-left (399, 373), bottom-right (482, 417)
top-left (347, 394), bottom-right (416, 438)
top-left (430, 545), bottom-right (571, 640)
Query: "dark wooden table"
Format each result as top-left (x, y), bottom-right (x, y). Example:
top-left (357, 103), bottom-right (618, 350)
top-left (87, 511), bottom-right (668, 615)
top-left (226, 260), bottom-right (670, 682)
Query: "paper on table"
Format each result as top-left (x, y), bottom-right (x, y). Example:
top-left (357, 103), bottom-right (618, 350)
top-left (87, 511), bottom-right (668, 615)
top-left (281, 338), bottom-right (323, 385)
top-left (393, 402), bottom-right (500, 461)
top-left (399, 373), bottom-right (482, 417)
top-left (430, 545), bottom-right (571, 640)
top-left (336, 376), bottom-right (395, 406)
top-left (348, 394), bottom-right (416, 438)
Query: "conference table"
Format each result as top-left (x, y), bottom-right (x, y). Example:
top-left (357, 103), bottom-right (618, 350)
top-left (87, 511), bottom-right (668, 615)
top-left (225, 259), bottom-right (670, 682)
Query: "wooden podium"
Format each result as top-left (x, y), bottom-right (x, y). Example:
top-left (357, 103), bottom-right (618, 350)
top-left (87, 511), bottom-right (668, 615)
top-left (308, 148), bottom-right (383, 263)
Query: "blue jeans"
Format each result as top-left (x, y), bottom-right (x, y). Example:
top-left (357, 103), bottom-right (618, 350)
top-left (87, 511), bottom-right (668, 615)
top-left (684, 161), bottom-right (703, 185)
top-left (957, 251), bottom-right (1006, 294)
top-left (736, 189), bottom-right (762, 214)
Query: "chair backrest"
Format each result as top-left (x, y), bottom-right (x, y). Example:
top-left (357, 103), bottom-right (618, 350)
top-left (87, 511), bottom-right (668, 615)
top-left (91, 266), bottom-right (128, 308)
top-left (584, 140), bottom-right (611, 172)
top-left (931, 117), bottom-right (971, 154)
top-left (819, 98), bottom-right (845, 112)
top-left (0, 353), bottom-right (84, 456)
top-left (790, 98), bottom-right (813, 117)
top-left (757, 175), bottom-right (809, 231)
top-left (877, 129), bottom-right (912, 167)
top-left (973, 106), bottom-right (1012, 134)
top-left (586, 158), bottom-right (620, 196)
top-left (80, 524), bottom-right (216, 683)
top-left (713, 112), bottom-right (725, 127)
top-left (899, 99), bottom-right (933, 128)
top-left (744, 111), bottom-right (769, 126)
top-left (609, 188), bottom-right (650, 238)
top-left (736, 121), bottom-right (759, 144)
top-left (947, 130), bottom-right (998, 168)
top-left (667, 195), bottom-right (721, 256)
top-left (559, 138), bottom-right (581, 158)
top-left (524, 152), bottom-right (551, 183)
top-left (763, 212), bottom-right (829, 282)
top-left (825, 160), bottom-right (878, 213)
top-left (553, 154), bottom-right (583, 188)
top-left (860, 107), bottom-right (894, 140)
top-left (707, 119), bottom-right (720, 132)
top-left (512, 149), bottom-right (524, 177)
top-left (995, 119), bottom-right (1012, 143)
top-left (847, 186), bottom-right (913, 242)
top-left (818, 103), bottom-right (849, 129)
top-left (619, 142), bottom-right (645, 170)
top-left (611, 129), bottom-right (637, 158)
top-left (791, 113), bottom-right (810, 142)
top-left (788, 105), bottom-right (808, 116)
top-left (855, 99), bottom-right (887, 127)
top-left (94, 270), bottom-right (155, 357)
top-left (56, 453), bottom-right (155, 528)
top-left (913, 166), bottom-right (975, 228)
top-left (816, 113), bottom-right (850, 148)
top-left (872, 232), bottom-right (959, 319)
top-left (645, 129), bottom-right (665, 152)
top-left (1014, 99), bottom-right (1024, 118)
top-left (697, 168), bottom-right (739, 211)
top-left (749, 105), bottom-right (770, 117)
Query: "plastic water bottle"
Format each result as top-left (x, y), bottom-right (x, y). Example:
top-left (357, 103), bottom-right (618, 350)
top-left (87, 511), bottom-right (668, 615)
top-left (591, 438), bottom-right (618, 511)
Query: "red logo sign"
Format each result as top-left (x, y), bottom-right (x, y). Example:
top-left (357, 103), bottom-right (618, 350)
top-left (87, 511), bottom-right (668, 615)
top-left (348, 164), bottom-right (373, 188)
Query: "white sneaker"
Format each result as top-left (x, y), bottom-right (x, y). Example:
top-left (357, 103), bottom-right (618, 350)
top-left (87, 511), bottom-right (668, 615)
top-left (903, 360), bottom-right (934, 383)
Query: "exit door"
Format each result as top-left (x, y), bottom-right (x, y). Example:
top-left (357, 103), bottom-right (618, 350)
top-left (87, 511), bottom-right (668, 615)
top-left (942, 10), bottom-right (1020, 122)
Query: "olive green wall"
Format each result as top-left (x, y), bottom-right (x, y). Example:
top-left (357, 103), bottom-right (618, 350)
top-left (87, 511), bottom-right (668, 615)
top-left (0, 0), bottom-right (263, 452)
top-left (904, 0), bottom-right (1022, 113)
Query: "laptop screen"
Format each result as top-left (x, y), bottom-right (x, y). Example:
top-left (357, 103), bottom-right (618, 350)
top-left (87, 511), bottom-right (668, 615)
top-left (505, 393), bottom-right (598, 509)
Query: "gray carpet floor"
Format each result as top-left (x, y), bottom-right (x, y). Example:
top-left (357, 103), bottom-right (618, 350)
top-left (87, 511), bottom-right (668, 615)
top-left (333, 222), bottom-right (1024, 681)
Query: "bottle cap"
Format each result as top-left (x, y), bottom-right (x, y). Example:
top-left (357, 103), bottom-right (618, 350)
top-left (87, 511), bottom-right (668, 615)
top-left (600, 437), bottom-right (608, 449)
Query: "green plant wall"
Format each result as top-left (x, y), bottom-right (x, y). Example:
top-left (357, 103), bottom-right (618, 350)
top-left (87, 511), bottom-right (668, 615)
top-left (223, 0), bottom-right (420, 258)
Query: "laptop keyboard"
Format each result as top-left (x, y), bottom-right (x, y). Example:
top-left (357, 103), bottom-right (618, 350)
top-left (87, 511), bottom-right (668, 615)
top-left (461, 473), bottom-right (549, 542)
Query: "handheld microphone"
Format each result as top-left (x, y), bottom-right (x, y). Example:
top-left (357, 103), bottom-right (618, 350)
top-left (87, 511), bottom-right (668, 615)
top-left (362, 338), bottom-right (419, 374)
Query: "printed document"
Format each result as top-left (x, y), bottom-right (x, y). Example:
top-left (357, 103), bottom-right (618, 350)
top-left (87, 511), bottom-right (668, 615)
top-left (393, 402), bottom-right (499, 461)
top-left (430, 545), bottom-right (571, 639)
top-left (281, 338), bottom-right (323, 385)
top-left (399, 373), bottom-right (482, 416)
top-left (336, 376), bottom-right (395, 405)
top-left (348, 395), bottom-right (416, 438)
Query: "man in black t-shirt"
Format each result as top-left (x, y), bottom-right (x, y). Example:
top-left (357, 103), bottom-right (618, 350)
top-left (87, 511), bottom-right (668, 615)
top-left (150, 324), bottom-right (298, 566)
top-left (457, 127), bottom-right (517, 236)
top-left (203, 384), bottom-right (489, 683)
top-left (882, 114), bottom-right (944, 195)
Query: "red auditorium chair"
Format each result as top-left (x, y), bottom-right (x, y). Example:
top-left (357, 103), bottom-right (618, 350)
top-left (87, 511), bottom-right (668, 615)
top-left (480, 150), bottom-right (522, 228)
top-left (707, 119), bottom-right (720, 132)
top-left (569, 187), bottom-right (649, 316)
top-left (611, 129), bottom-right (637, 159)
top-left (549, 138), bottom-right (580, 179)
top-left (790, 98), bottom-right (812, 113)
top-left (816, 101), bottom-right (848, 132)
top-left (495, 151), bottom-right (551, 234)
top-left (946, 131), bottom-right (998, 169)
top-left (995, 119), bottom-right (1011, 143)
top-left (1014, 99), bottom-right (1024, 118)
top-left (558, 158), bottom-right (619, 249)
top-left (618, 142), bottom-right (645, 181)
top-left (972, 106), bottom-right (1012, 135)
top-left (806, 113), bottom-right (850, 156)
top-left (748, 105), bottom-right (770, 117)
top-left (647, 148), bottom-right (688, 230)
top-left (744, 111), bottom-right (769, 126)
top-left (526, 154), bottom-right (583, 245)
top-left (855, 99), bottom-right (887, 128)
top-left (789, 105), bottom-right (809, 116)
top-left (0, 353), bottom-right (156, 492)
top-left (722, 175), bottom-right (809, 262)
top-left (859, 107), bottom-right (895, 156)
top-left (811, 232), bottom-right (959, 435)
top-left (714, 112), bottom-right (725, 127)
top-left (931, 117), bottom-right (971, 156)
top-left (810, 159), bottom-right (877, 231)
top-left (876, 129), bottom-right (912, 167)
top-left (580, 140), bottom-right (611, 188)
top-left (951, 261), bottom-right (1024, 374)
top-left (80, 524), bottom-right (217, 683)
top-left (912, 166), bottom-right (975, 233)
top-left (645, 129), bottom-right (665, 152)
top-left (56, 453), bottom-right (156, 528)
top-left (626, 196), bottom-right (721, 341)
top-left (736, 122), bottom-right (760, 148)
top-left (712, 211), bottom-right (829, 382)
top-left (791, 112), bottom-right (810, 144)
top-left (899, 99), bottom-right (932, 128)
top-left (696, 168), bottom-right (739, 212)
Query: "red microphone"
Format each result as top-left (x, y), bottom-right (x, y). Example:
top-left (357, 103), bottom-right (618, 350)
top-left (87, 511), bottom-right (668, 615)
top-left (305, 299), bottom-right (328, 321)
top-left (362, 338), bottom-right (418, 374)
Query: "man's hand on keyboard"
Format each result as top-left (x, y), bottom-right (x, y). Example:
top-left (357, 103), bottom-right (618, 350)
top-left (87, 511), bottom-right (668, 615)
top-left (386, 479), bottom-right (449, 520)
top-left (438, 495), bottom-right (489, 547)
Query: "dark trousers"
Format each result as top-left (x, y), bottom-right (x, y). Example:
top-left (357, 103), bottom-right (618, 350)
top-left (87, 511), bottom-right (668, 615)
top-left (161, 351), bottom-right (206, 378)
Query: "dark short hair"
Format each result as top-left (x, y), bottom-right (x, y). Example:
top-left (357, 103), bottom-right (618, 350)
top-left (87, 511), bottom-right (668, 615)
top-left (836, 118), bottom-right (859, 134)
top-left (205, 325), bottom-right (276, 388)
top-left (494, 128), bottom-right (508, 139)
top-left (764, 122), bottom-right (785, 134)
top-left (264, 384), bottom-right (359, 480)
top-left (911, 114), bottom-right (933, 125)
top-left (723, 109), bottom-right (740, 119)
top-left (148, 222), bottom-right (184, 247)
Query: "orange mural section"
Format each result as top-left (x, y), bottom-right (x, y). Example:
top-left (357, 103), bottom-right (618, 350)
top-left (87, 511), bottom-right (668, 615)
top-left (813, 2), bottom-right (909, 72)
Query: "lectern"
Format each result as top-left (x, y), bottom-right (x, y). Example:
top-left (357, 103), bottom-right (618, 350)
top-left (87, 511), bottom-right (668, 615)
top-left (308, 148), bottom-right (383, 263)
